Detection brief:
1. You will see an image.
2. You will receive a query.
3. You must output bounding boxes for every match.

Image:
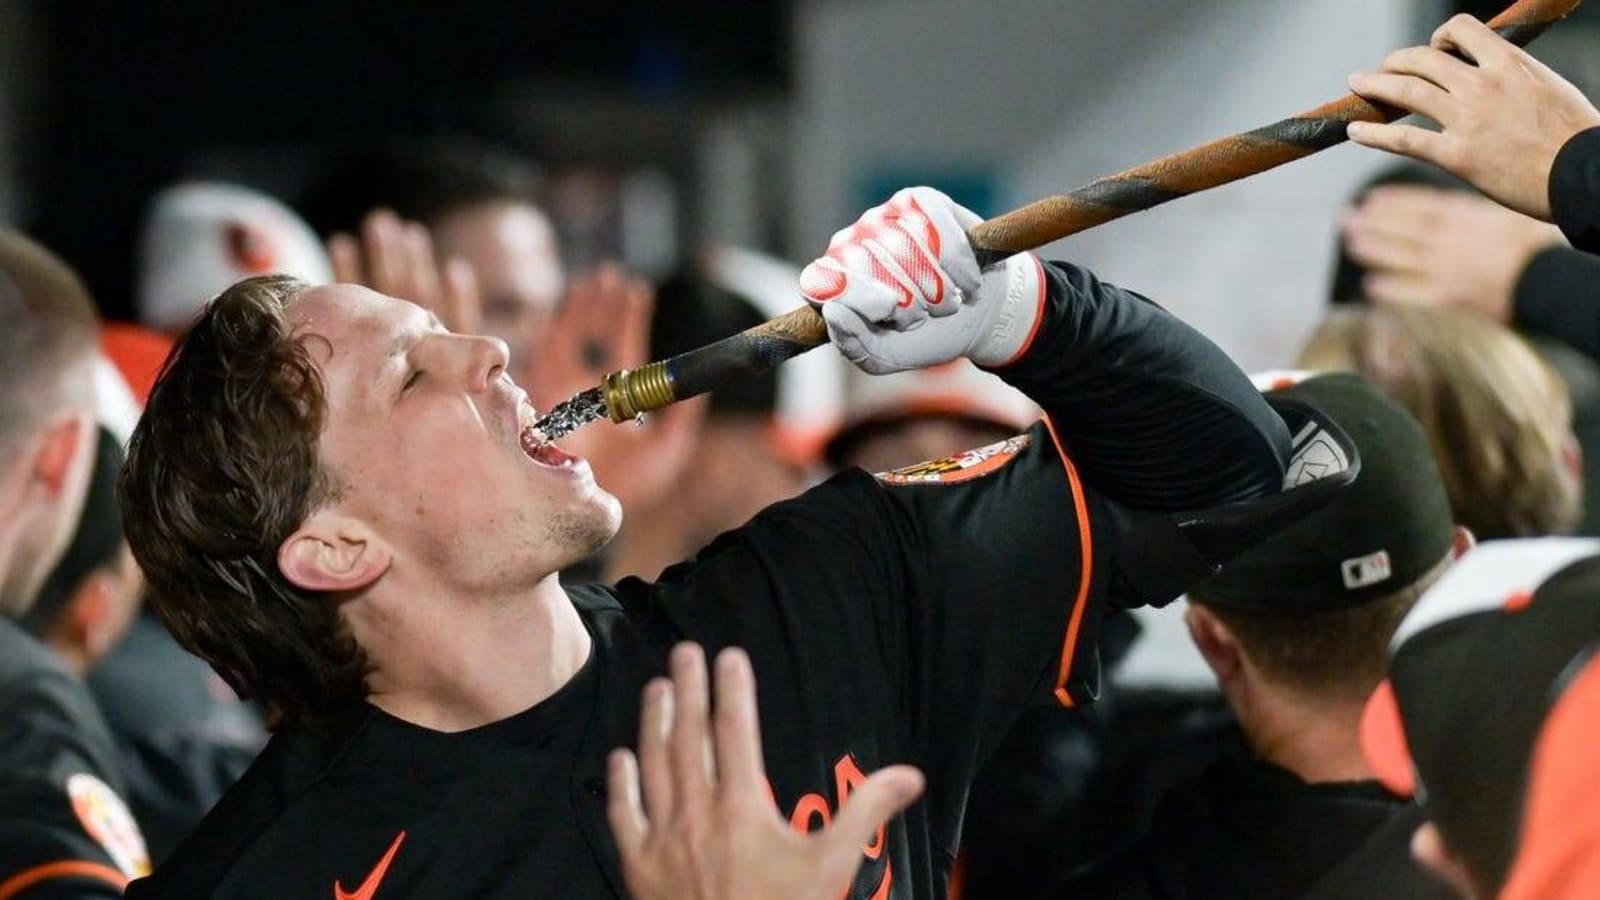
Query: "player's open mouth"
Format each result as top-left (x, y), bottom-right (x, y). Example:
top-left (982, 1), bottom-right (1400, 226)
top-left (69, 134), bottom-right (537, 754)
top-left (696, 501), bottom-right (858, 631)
top-left (518, 402), bottom-right (577, 468)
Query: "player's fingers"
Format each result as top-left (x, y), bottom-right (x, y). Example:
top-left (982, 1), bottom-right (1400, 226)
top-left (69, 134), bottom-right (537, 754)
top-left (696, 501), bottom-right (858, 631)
top-left (443, 257), bottom-right (482, 335)
top-left (877, 217), bottom-right (955, 315)
top-left (1376, 45), bottom-right (1472, 93)
top-left (666, 643), bottom-right (715, 803)
top-left (1341, 226), bottom-right (1428, 275)
top-left (1346, 71), bottom-right (1452, 124)
top-left (1341, 209), bottom-right (1434, 254)
top-left (362, 209), bottom-right (405, 293)
top-left (403, 223), bottom-right (445, 312)
top-left (818, 766), bottom-right (924, 882)
top-left (821, 302), bottom-right (905, 376)
top-left (606, 748), bottom-right (649, 860)
top-left (1363, 272), bottom-right (1438, 306)
top-left (799, 256), bottom-right (851, 305)
top-left (711, 648), bottom-right (766, 794)
top-left (821, 246), bottom-right (905, 322)
top-left (327, 233), bottom-right (364, 284)
top-left (901, 191), bottom-right (981, 297)
top-left (637, 677), bottom-right (676, 818)
top-left (1358, 184), bottom-right (1457, 220)
top-left (820, 298), bottom-right (874, 369)
top-left (1345, 122), bottom-right (1450, 169)
top-left (1431, 13), bottom-right (1512, 68)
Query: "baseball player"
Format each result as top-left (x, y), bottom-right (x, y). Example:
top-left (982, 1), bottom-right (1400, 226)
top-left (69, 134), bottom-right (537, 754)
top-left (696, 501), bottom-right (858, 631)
top-left (0, 233), bottom-right (151, 897)
top-left (1047, 374), bottom-right (1462, 900)
top-left (121, 187), bottom-right (1352, 898)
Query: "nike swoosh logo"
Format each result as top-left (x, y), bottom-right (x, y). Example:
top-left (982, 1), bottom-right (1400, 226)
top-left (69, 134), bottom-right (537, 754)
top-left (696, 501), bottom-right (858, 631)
top-left (334, 830), bottom-right (407, 900)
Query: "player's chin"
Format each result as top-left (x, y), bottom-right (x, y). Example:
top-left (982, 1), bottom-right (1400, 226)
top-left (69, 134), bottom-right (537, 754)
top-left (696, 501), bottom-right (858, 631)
top-left (570, 481), bottom-right (623, 541)
top-left (548, 489), bottom-right (622, 562)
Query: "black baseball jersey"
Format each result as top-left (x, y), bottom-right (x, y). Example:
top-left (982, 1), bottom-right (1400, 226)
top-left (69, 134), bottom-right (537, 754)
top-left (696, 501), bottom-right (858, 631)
top-left (1047, 757), bottom-right (1455, 900)
top-left (128, 259), bottom-right (1317, 900)
top-left (0, 618), bottom-right (150, 899)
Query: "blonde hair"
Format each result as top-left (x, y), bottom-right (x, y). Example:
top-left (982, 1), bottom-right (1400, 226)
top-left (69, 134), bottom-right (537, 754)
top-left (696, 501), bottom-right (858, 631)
top-left (1299, 306), bottom-right (1579, 539)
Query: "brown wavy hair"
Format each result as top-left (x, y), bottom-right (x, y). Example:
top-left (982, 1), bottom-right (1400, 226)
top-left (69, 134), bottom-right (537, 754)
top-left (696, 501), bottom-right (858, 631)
top-left (119, 275), bottom-right (367, 730)
top-left (1300, 305), bottom-right (1580, 539)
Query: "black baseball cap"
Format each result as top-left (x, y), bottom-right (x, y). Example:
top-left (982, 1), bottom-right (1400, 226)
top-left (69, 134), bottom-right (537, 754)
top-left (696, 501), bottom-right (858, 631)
top-left (1193, 372), bottom-right (1455, 612)
top-left (1362, 539), bottom-right (1600, 893)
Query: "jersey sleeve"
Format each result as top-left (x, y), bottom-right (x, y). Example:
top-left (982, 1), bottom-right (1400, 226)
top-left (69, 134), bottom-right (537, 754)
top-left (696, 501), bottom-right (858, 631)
top-left (987, 258), bottom-right (1290, 512)
top-left (1550, 125), bottom-right (1600, 255)
top-left (1513, 246), bottom-right (1600, 361)
top-left (0, 670), bottom-right (148, 898)
top-left (0, 818), bottom-right (133, 900)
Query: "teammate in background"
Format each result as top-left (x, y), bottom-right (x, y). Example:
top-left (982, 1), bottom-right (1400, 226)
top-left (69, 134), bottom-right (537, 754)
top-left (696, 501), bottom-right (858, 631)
top-left (1346, 14), bottom-right (1600, 256)
top-left (306, 139), bottom-right (562, 357)
top-left (1050, 374), bottom-right (1461, 900)
top-left (1361, 539), bottom-right (1600, 899)
top-left (1299, 304), bottom-right (1581, 539)
top-left (121, 187), bottom-right (1351, 898)
top-left (0, 232), bottom-right (151, 894)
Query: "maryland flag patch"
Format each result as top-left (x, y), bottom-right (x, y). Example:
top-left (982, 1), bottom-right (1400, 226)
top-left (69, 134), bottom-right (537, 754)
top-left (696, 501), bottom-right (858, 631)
top-left (876, 434), bottom-right (1030, 486)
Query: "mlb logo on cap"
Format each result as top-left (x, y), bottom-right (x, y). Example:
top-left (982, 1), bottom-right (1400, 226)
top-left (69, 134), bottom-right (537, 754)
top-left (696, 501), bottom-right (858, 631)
top-left (1341, 550), bottom-right (1392, 590)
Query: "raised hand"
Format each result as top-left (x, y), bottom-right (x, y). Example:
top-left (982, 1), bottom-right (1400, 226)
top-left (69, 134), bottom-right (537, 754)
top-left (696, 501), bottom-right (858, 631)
top-left (521, 265), bottom-right (699, 512)
top-left (327, 209), bottom-right (482, 333)
top-left (1341, 185), bottom-right (1563, 319)
top-left (607, 644), bottom-right (924, 900)
top-left (1346, 14), bottom-right (1600, 221)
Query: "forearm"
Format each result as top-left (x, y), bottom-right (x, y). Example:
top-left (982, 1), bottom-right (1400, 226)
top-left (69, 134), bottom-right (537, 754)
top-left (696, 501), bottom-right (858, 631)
top-left (1550, 126), bottom-right (1600, 254)
top-left (1513, 246), bottom-right (1600, 361)
top-left (990, 260), bottom-right (1289, 511)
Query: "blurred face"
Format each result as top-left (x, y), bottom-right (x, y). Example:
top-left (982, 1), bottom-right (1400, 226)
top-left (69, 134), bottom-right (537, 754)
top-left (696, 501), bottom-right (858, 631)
top-left (432, 201), bottom-right (564, 358)
top-left (289, 284), bottom-right (618, 596)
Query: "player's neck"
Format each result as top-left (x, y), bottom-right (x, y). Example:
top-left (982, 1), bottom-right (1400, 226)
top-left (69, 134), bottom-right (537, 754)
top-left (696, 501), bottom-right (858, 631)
top-left (1240, 688), bottom-right (1372, 784)
top-left (361, 573), bottom-right (592, 733)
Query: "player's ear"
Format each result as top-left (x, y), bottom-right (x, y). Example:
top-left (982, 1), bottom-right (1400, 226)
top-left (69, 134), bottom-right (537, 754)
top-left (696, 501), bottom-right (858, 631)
top-left (65, 570), bottom-right (112, 652)
top-left (278, 510), bottom-right (391, 593)
top-left (67, 551), bottom-right (141, 663)
top-left (1185, 602), bottom-right (1243, 684)
top-left (1451, 525), bottom-right (1475, 559)
top-left (31, 412), bottom-right (92, 497)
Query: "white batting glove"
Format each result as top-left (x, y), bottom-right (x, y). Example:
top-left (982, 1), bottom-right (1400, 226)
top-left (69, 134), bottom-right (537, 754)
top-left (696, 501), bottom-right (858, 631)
top-left (798, 187), bottom-right (1044, 374)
